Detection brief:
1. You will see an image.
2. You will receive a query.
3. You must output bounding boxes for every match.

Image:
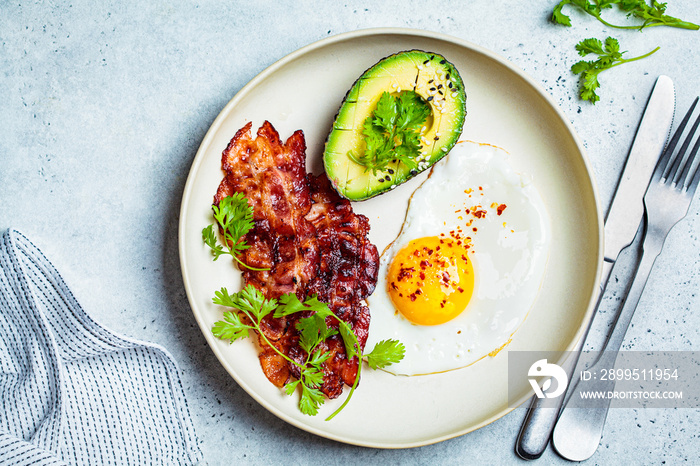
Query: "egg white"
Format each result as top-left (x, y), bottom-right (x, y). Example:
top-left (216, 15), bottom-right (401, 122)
top-left (365, 141), bottom-right (551, 376)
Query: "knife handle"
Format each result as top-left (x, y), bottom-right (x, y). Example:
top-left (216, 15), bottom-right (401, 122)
top-left (515, 259), bottom-right (614, 460)
top-left (515, 395), bottom-right (565, 460)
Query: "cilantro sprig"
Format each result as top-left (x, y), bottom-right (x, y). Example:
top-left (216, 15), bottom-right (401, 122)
top-left (349, 90), bottom-right (431, 175)
top-left (571, 37), bottom-right (659, 103)
top-left (553, 0), bottom-right (699, 30)
top-left (202, 193), bottom-right (268, 271)
top-left (212, 285), bottom-right (405, 419)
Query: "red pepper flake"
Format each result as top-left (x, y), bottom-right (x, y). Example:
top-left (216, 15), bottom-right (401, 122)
top-left (419, 271), bottom-right (426, 280)
top-left (397, 267), bottom-right (415, 281)
top-left (472, 227), bottom-right (478, 232)
top-left (442, 271), bottom-right (451, 284)
top-left (497, 204), bottom-right (507, 216)
top-left (410, 294), bottom-right (417, 302)
top-left (415, 289), bottom-right (422, 295)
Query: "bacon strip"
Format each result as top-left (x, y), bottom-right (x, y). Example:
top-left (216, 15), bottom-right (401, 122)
top-left (215, 121), bottom-right (318, 299)
top-left (214, 121), bottom-right (378, 398)
top-left (303, 174), bottom-right (378, 397)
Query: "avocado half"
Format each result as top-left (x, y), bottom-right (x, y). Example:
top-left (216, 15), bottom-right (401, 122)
top-left (323, 50), bottom-right (467, 200)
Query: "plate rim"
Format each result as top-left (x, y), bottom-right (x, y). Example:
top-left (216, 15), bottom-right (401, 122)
top-left (178, 26), bottom-right (604, 448)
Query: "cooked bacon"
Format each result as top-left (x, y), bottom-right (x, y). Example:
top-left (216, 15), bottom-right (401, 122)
top-left (215, 121), bottom-right (318, 299)
top-left (304, 174), bottom-right (377, 396)
top-left (214, 121), bottom-right (379, 399)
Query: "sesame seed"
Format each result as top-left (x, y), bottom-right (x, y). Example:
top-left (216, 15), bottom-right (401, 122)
top-left (427, 96), bottom-right (434, 101)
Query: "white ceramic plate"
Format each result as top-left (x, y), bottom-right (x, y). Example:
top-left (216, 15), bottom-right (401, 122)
top-left (179, 28), bottom-right (603, 448)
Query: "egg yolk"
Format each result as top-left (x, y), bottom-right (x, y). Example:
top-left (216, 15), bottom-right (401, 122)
top-left (387, 236), bottom-right (474, 325)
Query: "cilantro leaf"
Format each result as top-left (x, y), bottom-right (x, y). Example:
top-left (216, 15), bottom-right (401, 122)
top-left (284, 379), bottom-right (300, 396)
top-left (365, 339), bottom-right (407, 369)
top-left (296, 314), bottom-right (337, 354)
top-left (211, 311), bottom-right (252, 342)
top-left (275, 292), bottom-right (312, 317)
top-left (552, 0), bottom-right (573, 26)
top-left (338, 323), bottom-right (360, 360)
top-left (571, 36), bottom-right (659, 104)
top-left (348, 90), bottom-right (430, 175)
top-left (299, 384), bottom-right (326, 416)
top-left (552, 0), bottom-right (699, 30)
top-left (202, 193), bottom-right (268, 271)
top-left (202, 224), bottom-right (226, 260)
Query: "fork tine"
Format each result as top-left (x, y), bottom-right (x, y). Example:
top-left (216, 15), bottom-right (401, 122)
top-left (661, 97), bottom-right (699, 182)
top-left (678, 107), bottom-right (700, 188)
top-left (683, 132), bottom-right (700, 196)
top-left (674, 106), bottom-right (700, 186)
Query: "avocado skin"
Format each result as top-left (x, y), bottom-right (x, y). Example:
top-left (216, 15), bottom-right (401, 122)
top-left (323, 50), bottom-right (467, 201)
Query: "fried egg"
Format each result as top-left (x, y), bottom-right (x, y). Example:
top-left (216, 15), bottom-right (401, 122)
top-left (366, 141), bottom-right (551, 376)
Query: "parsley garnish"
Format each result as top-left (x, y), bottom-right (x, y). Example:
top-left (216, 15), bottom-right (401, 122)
top-left (212, 285), bottom-right (405, 420)
top-left (571, 37), bottom-right (659, 104)
top-left (349, 90), bottom-right (431, 175)
top-left (552, 0), bottom-right (699, 30)
top-left (202, 193), bottom-right (268, 271)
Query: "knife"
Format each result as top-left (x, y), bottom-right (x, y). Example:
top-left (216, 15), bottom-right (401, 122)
top-left (515, 75), bottom-right (675, 460)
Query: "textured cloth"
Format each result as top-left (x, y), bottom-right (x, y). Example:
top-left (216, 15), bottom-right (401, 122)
top-left (0, 229), bottom-right (202, 465)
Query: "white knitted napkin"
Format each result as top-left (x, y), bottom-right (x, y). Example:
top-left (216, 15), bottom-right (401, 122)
top-left (0, 229), bottom-right (203, 465)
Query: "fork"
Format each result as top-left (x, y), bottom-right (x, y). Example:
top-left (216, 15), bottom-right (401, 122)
top-left (550, 97), bottom-right (700, 462)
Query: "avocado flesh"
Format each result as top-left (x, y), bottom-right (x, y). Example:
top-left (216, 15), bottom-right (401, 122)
top-left (324, 50), bottom-right (466, 200)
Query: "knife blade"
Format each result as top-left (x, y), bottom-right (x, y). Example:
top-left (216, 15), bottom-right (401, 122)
top-left (515, 75), bottom-right (675, 460)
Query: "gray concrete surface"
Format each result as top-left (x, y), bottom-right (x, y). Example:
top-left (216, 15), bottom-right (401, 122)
top-left (1, 1), bottom-right (698, 464)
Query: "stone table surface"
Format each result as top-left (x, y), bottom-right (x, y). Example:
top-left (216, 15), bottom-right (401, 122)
top-left (1, 1), bottom-right (699, 464)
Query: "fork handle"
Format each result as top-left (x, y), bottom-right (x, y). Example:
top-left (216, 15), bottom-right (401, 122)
top-left (601, 226), bottom-right (663, 356)
top-left (551, 232), bottom-right (663, 462)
